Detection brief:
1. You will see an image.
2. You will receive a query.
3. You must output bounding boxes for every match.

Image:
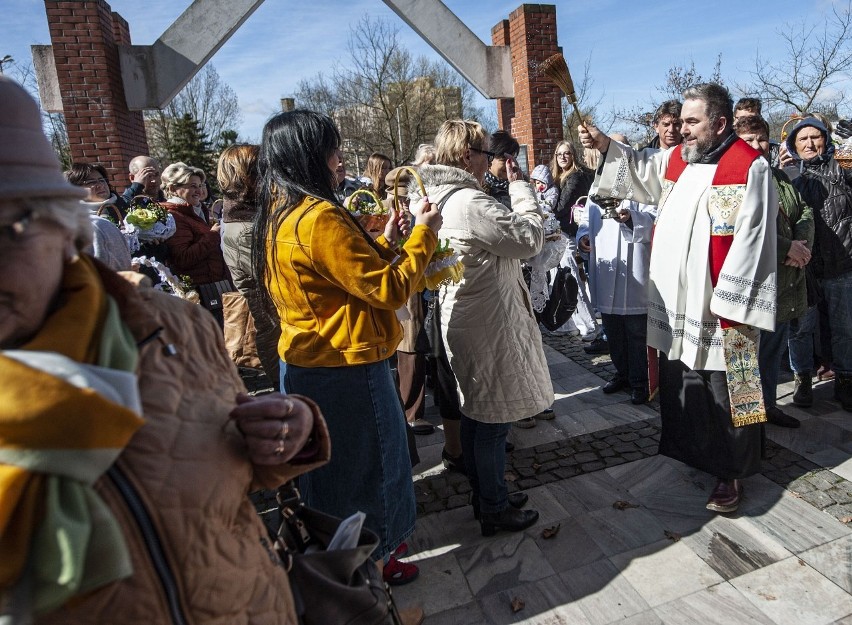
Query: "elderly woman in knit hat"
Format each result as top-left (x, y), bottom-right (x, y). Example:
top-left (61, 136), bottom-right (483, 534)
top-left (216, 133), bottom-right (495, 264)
top-left (0, 76), bottom-right (329, 624)
top-left (782, 115), bottom-right (852, 412)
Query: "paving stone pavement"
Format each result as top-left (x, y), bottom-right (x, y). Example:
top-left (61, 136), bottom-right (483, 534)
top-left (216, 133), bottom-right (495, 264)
top-left (241, 327), bottom-right (852, 624)
top-left (412, 331), bottom-right (852, 526)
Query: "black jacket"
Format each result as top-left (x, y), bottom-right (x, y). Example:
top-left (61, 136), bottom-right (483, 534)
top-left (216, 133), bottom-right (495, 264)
top-left (553, 168), bottom-right (593, 236)
top-left (792, 157), bottom-right (852, 279)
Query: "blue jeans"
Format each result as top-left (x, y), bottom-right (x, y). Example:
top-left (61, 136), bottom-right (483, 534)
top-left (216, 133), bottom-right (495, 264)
top-left (460, 416), bottom-right (511, 515)
top-left (759, 321), bottom-right (789, 408)
top-left (601, 313), bottom-right (647, 390)
top-left (281, 359), bottom-right (416, 560)
top-left (788, 306), bottom-right (818, 374)
top-left (820, 273), bottom-right (852, 374)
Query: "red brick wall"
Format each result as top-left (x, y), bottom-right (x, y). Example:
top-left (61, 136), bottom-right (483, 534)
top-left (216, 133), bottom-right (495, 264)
top-left (491, 4), bottom-right (563, 169)
top-left (45, 0), bottom-right (148, 190)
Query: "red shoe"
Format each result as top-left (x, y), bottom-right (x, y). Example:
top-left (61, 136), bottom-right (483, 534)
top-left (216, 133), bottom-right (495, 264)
top-left (383, 557), bottom-right (419, 586)
top-left (392, 542), bottom-right (409, 558)
top-left (706, 478), bottom-right (742, 513)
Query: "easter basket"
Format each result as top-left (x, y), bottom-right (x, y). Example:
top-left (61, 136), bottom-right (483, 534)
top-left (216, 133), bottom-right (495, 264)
top-left (392, 166), bottom-right (466, 291)
top-left (347, 189), bottom-right (389, 235)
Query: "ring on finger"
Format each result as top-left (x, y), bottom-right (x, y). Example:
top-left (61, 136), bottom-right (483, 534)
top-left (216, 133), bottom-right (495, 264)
top-left (277, 420), bottom-right (290, 441)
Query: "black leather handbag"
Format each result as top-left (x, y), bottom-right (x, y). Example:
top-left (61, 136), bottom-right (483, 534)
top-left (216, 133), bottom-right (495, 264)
top-left (272, 484), bottom-right (402, 625)
top-left (540, 266), bottom-right (579, 331)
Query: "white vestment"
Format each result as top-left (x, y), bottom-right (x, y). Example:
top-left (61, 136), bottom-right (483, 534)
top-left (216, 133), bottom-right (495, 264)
top-left (591, 141), bottom-right (777, 372)
top-left (576, 199), bottom-right (656, 315)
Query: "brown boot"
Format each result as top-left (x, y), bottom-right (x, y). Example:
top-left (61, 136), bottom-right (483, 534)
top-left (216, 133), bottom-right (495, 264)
top-left (398, 606), bottom-right (425, 625)
top-left (792, 371), bottom-right (813, 407)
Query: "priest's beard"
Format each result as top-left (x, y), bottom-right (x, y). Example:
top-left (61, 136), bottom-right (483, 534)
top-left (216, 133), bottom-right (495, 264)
top-left (681, 133), bottom-right (723, 163)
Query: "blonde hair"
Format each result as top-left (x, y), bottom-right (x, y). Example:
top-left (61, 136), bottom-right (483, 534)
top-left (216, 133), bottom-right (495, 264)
top-left (550, 140), bottom-right (580, 187)
top-left (434, 120), bottom-right (488, 169)
top-left (161, 162), bottom-right (206, 198)
top-left (412, 143), bottom-right (435, 166)
top-left (363, 152), bottom-right (392, 196)
top-left (217, 145), bottom-right (259, 204)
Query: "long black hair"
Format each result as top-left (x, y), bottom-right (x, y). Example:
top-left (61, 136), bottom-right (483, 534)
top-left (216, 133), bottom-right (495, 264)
top-left (252, 110), bottom-right (342, 313)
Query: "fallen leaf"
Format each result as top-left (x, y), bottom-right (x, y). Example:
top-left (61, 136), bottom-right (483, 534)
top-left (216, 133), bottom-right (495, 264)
top-left (542, 524), bottom-right (561, 539)
top-left (664, 530), bottom-right (681, 542)
top-left (510, 597), bottom-right (525, 613)
top-left (798, 559), bottom-right (806, 566)
top-left (758, 592), bottom-right (777, 601)
top-left (532, 463), bottom-right (541, 471)
top-left (505, 473), bottom-right (517, 482)
top-left (840, 515), bottom-right (852, 524)
top-left (790, 491), bottom-right (803, 498)
top-left (613, 500), bottom-right (639, 510)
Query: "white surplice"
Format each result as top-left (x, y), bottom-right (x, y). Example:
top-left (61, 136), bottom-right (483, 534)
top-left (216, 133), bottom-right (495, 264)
top-left (591, 141), bottom-right (777, 371)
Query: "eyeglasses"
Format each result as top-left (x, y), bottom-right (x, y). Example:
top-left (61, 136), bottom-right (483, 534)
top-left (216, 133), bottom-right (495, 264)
top-left (82, 177), bottom-right (108, 187)
top-left (470, 147), bottom-right (496, 164)
top-left (555, 152), bottom-right (572, 158)
top-left (0, 211), bottom-right (34, 244)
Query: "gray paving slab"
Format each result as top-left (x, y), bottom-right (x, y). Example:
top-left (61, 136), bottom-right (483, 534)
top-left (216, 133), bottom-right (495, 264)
top-left (244, 325), bottom-right (852, 623)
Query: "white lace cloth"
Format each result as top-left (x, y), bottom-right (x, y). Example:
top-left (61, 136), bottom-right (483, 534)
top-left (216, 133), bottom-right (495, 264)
top-left (528, 234), bottom-right (568, 312)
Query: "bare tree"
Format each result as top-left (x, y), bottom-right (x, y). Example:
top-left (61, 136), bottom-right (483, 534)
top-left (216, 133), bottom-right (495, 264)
top-left (7, 60), bottom-right (71, 169)
top-left (296, 16), bottom-right (485, 168)
top-left (561, 54), bottom-right (612, 147)
top-left (146, 64), bottom-right (242, 164)
top-left (614, 55), bottom-right (725, 145)
top-left (745, 1), bottom-right (852, 115)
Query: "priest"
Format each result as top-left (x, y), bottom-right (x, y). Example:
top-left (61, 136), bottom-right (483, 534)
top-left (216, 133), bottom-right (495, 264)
top-left (579, 83), bottom-right (777, 513)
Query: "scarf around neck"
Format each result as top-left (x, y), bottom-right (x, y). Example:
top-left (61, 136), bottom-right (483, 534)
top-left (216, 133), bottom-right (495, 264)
top-left (0, 256), bottom-right (143, 614)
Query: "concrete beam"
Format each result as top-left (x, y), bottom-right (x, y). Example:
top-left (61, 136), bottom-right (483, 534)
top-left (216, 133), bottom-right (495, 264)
top-left (120, 0), bottom-right (266, 109)
top-left (381, 0), bottom-right (513, 99)
top-left (31, 44), bottom-right (62, 112)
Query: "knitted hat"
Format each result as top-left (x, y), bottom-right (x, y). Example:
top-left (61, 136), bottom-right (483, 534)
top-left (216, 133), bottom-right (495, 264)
top-left (0, 76), bottom-right (86, 202)
top-left (784, 117), bottom-right (835, 162)
top-left (530, 164), bottom-right (553, 186)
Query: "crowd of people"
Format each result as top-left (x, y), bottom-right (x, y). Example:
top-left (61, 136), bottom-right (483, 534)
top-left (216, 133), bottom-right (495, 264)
top-left (2, 64), bottom-right (852, 623)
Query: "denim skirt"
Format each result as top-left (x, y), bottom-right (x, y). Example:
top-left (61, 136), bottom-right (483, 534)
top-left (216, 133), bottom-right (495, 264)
top-left (281, 359), bottom-right (416, 560)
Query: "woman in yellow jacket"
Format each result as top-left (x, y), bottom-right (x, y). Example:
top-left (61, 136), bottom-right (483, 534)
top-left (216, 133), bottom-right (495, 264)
top-left (253, 110), bottom-right (442, 577)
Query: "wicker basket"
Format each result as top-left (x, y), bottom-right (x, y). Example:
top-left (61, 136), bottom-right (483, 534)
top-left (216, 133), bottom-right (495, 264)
top-left (836, 153), bottom-right (852, 169)
top-left (347, 189), bottom-right (388, 235)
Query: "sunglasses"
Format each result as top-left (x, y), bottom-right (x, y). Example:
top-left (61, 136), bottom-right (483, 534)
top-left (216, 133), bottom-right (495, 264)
top-left (470, 146), bottom-right (496, 164)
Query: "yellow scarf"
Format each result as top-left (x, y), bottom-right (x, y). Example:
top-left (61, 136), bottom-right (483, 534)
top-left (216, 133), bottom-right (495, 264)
top-left (0, 256), bottom-right (143, 613)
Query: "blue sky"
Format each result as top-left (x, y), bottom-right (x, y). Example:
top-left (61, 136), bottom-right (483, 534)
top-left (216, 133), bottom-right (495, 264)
top-left (2, 0), bottom-right (847, 141)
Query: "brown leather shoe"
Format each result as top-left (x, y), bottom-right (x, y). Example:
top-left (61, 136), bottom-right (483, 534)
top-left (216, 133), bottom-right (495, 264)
top-left (706, 478), bottom-right (742, 513)
top-left (398, 606), bottom-right (424, 625)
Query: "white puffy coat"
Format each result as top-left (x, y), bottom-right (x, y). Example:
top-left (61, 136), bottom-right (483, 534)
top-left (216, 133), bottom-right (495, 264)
top-left (416, 165), bottom-right (554, 423)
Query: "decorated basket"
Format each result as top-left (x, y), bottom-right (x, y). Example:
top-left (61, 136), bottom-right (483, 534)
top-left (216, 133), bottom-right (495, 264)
top-left (123, 196), bottom-right (177, 242)
top-left (392, 166), bottom-right (466, 291)
top-left (836, 143), bottom-right (852, 169)
top-left (347, 188), bottom-right (388, 235)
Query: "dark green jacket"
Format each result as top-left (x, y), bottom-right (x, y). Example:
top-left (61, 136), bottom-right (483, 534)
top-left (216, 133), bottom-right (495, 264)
top-left (772, 167), bottom-right (814, 323)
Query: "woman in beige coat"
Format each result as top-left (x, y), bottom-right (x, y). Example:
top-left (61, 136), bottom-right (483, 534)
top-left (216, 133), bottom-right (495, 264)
top-left (415, 120), bottom-right (554, 536)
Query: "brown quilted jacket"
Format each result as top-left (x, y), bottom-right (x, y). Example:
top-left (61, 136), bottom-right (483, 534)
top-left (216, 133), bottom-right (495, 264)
top-left (37, 265), bottom-right (330, 625)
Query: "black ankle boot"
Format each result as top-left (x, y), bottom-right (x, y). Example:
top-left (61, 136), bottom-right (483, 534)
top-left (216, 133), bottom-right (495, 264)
top-left (471, 492), bottom-right (529, 520)
top-left (441, 448), bottom-right (466, 475)
top-left (480, 507), bottom-right (539, 537)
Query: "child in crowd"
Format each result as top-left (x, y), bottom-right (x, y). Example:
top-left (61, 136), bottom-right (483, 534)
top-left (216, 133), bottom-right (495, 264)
top-left (531, 164), bottom-right (559, 212)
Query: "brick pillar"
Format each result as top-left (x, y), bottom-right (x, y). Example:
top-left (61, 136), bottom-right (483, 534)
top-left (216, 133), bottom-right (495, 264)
top-left (45, 0), bottom-right (148, 188)
top-left (492, 4), bottom-right (563, 169)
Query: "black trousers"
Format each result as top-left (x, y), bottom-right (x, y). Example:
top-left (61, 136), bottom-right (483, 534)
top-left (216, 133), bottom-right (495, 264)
top-left (658, 354), bottom-right (762, 480)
